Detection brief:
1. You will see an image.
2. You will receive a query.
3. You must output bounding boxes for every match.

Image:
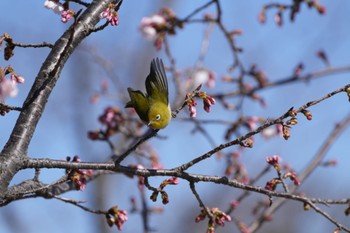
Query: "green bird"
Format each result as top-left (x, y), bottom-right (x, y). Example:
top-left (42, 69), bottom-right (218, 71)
top-left (125, 58), bottom-right (171, 129)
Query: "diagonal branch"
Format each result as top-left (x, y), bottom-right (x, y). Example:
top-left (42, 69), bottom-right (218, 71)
top-left (0, 0), bottom-right (115, 196)
top-left (248, 112), bottom-right (350, 232)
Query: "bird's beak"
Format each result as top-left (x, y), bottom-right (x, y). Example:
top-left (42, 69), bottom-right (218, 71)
top-left (147, 120), bottom-right (153, 126)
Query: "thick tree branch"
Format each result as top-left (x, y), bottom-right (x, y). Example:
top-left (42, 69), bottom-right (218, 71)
top-left (0, 0), bottom-right (114, 197)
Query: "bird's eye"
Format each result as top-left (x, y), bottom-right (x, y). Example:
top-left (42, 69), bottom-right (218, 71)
top-left (155, 114), bottom-right (161, 121)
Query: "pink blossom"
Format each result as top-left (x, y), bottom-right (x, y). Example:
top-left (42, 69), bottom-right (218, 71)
top-left (262, 124), bottom-right (283, 139)
top-left (142, 26), bottom-right (157, 39)
top-left (265, 178), bottom-right (280, 191)
top-left (71, 171), bottom-right (87, 191)
top-left (140, 14), bottom-right (166, 40)
top-left (189, 104), bottom-right (197, 117)
top-left (195, 209), bottom-right (206, 223)
top-left (246, 116), bottom-right (260, 130)
top-left (207, 71), bottom-right (216, 88)
top-left (0, 79), bottom-right (18, 102)
top-left (265, 155), bottom-right (281, 166)
top-left (141, 14), bottom-right (166, 26)
top-left (115, 209), bottom-right (128, 230)
top-left (214, 210), bottom-right (231, 227)
top-left (187, 97), bottom-right (197, 118)
top-left (66, 155), bottom-right (93, 191)
top-left (266, 155), bottom-right (282, 172)
top-left (195, 208), bottom-right (231, 232)
top-left (98, 107), bottom-right (123, 130)
top-left (191, 69), bottom-right (216, 88)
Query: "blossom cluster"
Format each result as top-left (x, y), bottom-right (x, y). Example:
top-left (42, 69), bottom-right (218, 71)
top-left (140, 8), bottom-right (178, 50)
top-left (106, 206), bottom-right (128, 231)
top-left (224, 151), bottom-right (250, 184)
top-left (66, 155), bottom-right (93, 191)
top-left (44, 0), bottom-right (74, 23)
top-left (100, 3), bottom-right (119, 26)
top-left (265, 155), bottom-right (301, 191)
top-left (195, 207), bottom-right (232, 233)
top-left (150, 177), bottom-right (179, 204)
top-left (188, 68), bottom-right (216, 89)
top-left (187, 91), bottom-right (216, 118)
top-left (88, 106), bottom-right (125, 140)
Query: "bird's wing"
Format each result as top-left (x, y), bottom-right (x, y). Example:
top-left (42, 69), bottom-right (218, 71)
top-left (125, 88), bottom-right (149, 122)
top-left (145, 58), bottom-right (169, 104)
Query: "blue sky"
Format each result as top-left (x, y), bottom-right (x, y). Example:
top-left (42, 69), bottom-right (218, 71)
top-left (1, 1), bottom-right (350, 233)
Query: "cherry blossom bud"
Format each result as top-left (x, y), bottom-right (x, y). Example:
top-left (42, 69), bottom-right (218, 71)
top-left (150, 191), bottom-right (159, 202)
top-left (286, 117), bottom-right (298, 125)
top-left (165, 177), bottom-right (179, 185)
top-left (243, 138), bottom-right (254, 148)
top-left (266, 155), bottom-right (282, 171)
top-left (258, 10), bottom-right (266, 24)
top-left (316, 50), bottom-right (329, 66)
top-left (315, 3), bottom-right (326, 14)
top-left (303, 202), bottom-right (311, 211)
top-left (203, 95), bottom-right (215, 112)
top-left (288, 108), bottom-right (298, 117)
top-left (100, 5), bottom-right (119, 26)
top-left (187, 96), bottom-right (197, 117)
top-left (294, 63), bottom-right (304, 76)
top-left (10, 73), bottom-right (24, 84)
top-left (195, 209), bottom-right (206, 223)
top-left (61, 10), bottom-right (74, 23)
top-left (265, 178), bottom-right (281, 191)
top-left (161, 191), bottom-right (169, 204)
top-left (106, 214), bottom-right (115, 227)
top-left (282, 125), bottom-right (291, 140)
top-left (301, 109), bottom-right (312, 120)
top-left (284, 171), bottom-right (301, 186)
top-left (106, 206), bottom-right (128, 230)
top-left (274, 12), bottom-right (283, 27)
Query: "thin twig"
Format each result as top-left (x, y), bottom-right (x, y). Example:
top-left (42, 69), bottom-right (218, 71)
top-left (54, 195), bottom-right (106, 214)
top-left (190, 182), bottom-right (213, 219)
top-left (114, 129), bottom-right (159, 164)
top-left (173, 84), bottom-right (350, 171)
top-left (248, 112), bottom-right (350, 232)
top-left (181, 0), bottom-right (216, 22)
top-left (10, 41), bottom-right (53, 49)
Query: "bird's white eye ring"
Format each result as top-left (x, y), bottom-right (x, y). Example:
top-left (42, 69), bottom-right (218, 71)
top-left (155, 114), bottom-right (161, 121)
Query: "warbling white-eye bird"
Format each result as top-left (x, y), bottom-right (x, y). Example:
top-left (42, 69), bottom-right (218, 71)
top-left (125, 58), bottom-right (171, 129)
